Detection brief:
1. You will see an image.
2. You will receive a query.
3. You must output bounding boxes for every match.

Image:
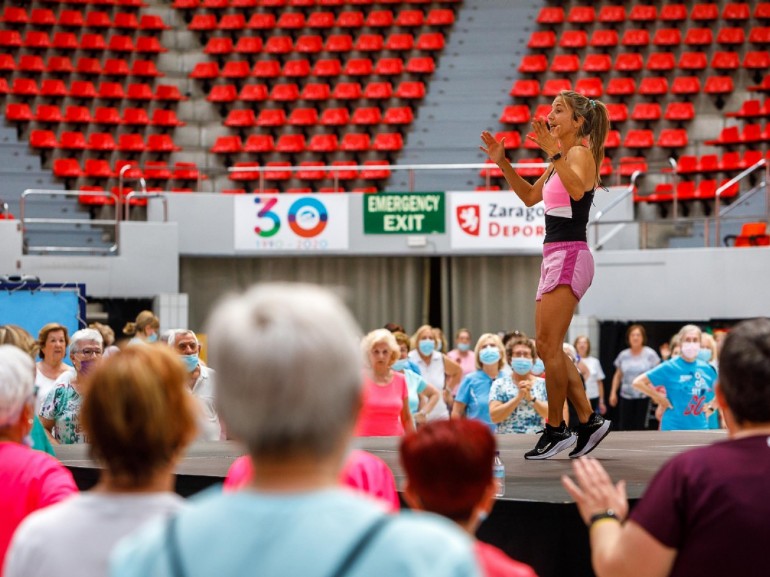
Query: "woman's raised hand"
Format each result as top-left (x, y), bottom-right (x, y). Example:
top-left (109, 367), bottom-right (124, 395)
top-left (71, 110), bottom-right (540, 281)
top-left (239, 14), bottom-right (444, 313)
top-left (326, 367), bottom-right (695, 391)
top-left (480, 131), bottom-right (506, 165)
top-left (527, 118), bottom-right (560, 158)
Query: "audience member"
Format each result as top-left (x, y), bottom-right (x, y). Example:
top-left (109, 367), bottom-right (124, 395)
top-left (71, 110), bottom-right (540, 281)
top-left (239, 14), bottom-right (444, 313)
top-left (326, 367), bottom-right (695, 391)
top-left (39, 328), bottom-right (103, 444)
top-left (562, 317), bottom-right (770, 577)
top-left (447, 328), bottom-right (477, 378)
top-left (401, 419), bottom-right (538, 577)
top-left (110, 283), bottom-right (477, 577)
top-left (574, 335), bottom-right (606, 414)
top-left (408, 324), bottom-right (462, 421)
top-left (392, 331), bottom-right (439, 427)
top-left (609, 324), bottom-right (660, 430)
top-left (123, 311), bottom-right (159, 345)
top-left (0, 345), bottom-right (77, 570)
top-left (223, 450), bottom-right (400, 512)
top-left (489, 333), bottom-right (549, 434)
top-left (432, 327), bottom-right (448, 354)
top-left (5, 346), bottom-right (196, 577)
top-left (35, 324), bottom-right (74, 413)
top-left (452, 334), bottom-right (507, 432)
top-left (89, 322), bottom-right (120, 357)
top-left (631, 325), bottom-right (718, 431)
top-left (356, 329), bottom-right (414, 436)
top-left (167, 329), bottom-right (222, 441)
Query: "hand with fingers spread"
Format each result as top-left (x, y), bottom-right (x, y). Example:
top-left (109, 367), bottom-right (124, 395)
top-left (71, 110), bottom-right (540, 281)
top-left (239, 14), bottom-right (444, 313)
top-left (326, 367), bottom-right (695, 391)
top-left (561, 457), bottom-right (629, 526)
top-left (479, 130), bottom-right (507, 165)
top-left (527, 117), bottom-right (561, 158)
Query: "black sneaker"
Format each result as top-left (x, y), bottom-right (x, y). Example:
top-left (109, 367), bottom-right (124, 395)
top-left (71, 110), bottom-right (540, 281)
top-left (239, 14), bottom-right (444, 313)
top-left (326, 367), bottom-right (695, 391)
top-left (569, 413), bottom-right (611, 458)
top-left (524, 422), bottom-right (576, 460)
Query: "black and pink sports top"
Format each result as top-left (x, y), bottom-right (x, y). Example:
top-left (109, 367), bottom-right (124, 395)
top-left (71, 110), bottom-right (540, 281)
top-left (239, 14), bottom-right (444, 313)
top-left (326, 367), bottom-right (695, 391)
top-left (542, 170), bottom-right (594, 243)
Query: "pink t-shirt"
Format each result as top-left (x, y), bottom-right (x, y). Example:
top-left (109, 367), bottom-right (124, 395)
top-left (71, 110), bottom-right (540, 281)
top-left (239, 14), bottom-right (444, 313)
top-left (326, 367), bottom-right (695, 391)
top-left (0, 442), bottom-right (78, 568)
top-left (355, 372), bottom-right (408, 437)
top-left (475, 541), bottom-right (539, 577)
top-left (223, 450), bottom-right (400, 512)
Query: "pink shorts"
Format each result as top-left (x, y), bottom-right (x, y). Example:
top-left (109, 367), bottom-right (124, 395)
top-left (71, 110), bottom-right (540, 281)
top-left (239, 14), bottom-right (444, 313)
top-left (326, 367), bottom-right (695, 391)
top-left (536, 241), bottom-right (594, 302)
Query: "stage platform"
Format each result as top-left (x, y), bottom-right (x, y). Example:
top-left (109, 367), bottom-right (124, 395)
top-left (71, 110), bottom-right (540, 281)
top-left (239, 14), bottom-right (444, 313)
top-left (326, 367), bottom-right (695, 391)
top-left (55, 430), bottom-right (727, 577)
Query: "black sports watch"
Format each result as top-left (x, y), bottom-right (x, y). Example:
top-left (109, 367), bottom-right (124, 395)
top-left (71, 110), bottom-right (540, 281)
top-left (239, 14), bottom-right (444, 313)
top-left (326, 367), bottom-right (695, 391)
top-left (548, 152), bottom-right (562, 163)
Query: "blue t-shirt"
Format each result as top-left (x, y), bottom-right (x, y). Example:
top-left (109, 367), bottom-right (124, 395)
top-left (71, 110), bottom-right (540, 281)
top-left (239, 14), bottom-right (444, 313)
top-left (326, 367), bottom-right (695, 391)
top-left (646, 357), bottom-right (718, 431)
top-left (110, 487), bottom-right (479, 577)
top-left (455, 370), bottom-right (499, 432)
top-left (402, 368), bottom-right (428, 414)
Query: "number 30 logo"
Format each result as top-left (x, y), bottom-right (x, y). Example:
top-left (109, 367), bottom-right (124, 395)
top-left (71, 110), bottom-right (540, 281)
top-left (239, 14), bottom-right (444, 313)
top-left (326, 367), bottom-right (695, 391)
top-left (254, 197), bottom-right (328, 239)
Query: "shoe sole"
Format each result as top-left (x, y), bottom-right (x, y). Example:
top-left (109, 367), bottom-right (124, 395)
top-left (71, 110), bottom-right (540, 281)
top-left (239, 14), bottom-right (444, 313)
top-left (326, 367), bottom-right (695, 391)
top-left (524, 434), bottom-right (576, 460)
top-left (569, 420), bottom-right (612, 458)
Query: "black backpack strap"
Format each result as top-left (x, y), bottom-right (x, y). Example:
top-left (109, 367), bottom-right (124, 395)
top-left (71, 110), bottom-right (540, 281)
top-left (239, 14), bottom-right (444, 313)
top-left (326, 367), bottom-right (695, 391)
top-left (329, 515), bottom-right (392, 577)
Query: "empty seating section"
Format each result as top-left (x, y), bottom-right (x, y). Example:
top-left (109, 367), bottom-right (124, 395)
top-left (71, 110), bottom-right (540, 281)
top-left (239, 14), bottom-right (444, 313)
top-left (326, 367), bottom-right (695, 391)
top-left (181, 1), bottom-right (457, 191)
top-left (497, 1), bottom-right (770, 214)
top-left (0, 2), bottom-right (433, 194)
top-left (0, 2), bottom-right (195, 194)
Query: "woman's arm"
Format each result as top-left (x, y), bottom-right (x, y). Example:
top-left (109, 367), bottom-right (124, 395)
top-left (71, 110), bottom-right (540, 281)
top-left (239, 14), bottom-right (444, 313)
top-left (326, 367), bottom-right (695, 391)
top-left (609, 370), bottom-right (622, 407)
top-left (401, 396), bottom-right (415, 434)
top-left (597, 379), bottom-right (606, 413)
top-left (480, 131), bottom-right (547, 206)
top-left (38, 416), bottom-right (58, 445)
top-left (419, 383), bottom-right (440, 418)
top-left (632, 375), bottom-right (672, 409)
top-left (442, 355), bottom-right (463, 396)
top-left (451, 400), bottom-right (467, 420)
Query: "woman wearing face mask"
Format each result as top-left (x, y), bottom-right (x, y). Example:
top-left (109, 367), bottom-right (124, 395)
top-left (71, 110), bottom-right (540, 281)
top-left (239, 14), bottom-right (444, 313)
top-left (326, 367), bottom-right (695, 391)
top-left (123, 310), bottom-right (160, 345)
top-left (38, 329), bottom-right (103, 445)
top-left (489, 334), bottom-right (550, 434)
top-left (392, 332), bottom-right (440, 427)
top-left (451, 334), bottom-right (507, 432)
top-left (35, 324), bottom-right (74, 414)
top-left (447, 329), bottom-right (476, 378)
top-left (609, 324), bottom-right (661, 431)
top-left (356, 329), bottom-right (415, 436)
top-left (408, 325), bottom-right (462, 422)
top-left (631, 325), bottom-right (718, 431)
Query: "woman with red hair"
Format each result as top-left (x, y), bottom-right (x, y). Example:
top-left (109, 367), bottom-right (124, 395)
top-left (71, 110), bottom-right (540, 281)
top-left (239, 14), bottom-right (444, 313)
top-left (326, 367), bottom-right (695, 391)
top-left (400, 420), bottom-right (538, 577)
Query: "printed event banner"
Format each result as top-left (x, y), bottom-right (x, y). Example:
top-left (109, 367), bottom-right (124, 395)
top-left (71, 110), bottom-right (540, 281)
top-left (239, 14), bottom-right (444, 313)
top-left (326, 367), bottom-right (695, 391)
top-left (363, 192), bottom-right (445, 234)
top-left (449, 192), bottom-right (546, 250)
top-left (234, 194), bottom-right (349, 251)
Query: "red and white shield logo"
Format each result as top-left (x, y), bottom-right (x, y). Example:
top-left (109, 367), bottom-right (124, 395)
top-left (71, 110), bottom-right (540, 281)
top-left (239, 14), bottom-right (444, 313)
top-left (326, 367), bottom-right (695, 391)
top-left (456, 205), bottom-right (480, 236)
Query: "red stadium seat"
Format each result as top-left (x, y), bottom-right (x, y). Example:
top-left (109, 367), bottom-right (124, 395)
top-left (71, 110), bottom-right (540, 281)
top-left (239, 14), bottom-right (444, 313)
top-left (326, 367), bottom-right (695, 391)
top-left (606, 78), bottom-right (636, 97)
top-left (152, 109), bottom-right (185, 127)
top-left (204, 37), bottom-right (233, 55)
top-left (416, 32), bottom-right (445, 51)
top-left (103, 58), bottom-right (130, 77)
top-left (93, 106), bottom-right (122, 125)
top-left (222, 60), bottom-right (251, 79)
top-left (189, 14), bottom-right (217, 31)
top-left (631, 103), bottom-right (661, 122)
top-left (132, 60), bottom-right (163, 78)
top-left (691, 3), bottom-right (719, 21)
top-left (211, 135), bottom-right (243, 154)
top-left (582, 54), bottom-right (612, 73)
top-left (276, 134), bottom-right (306, 154)
top-left (53, 158), bottom-right (84, 179)
top-left (658, 129), bottom-right (689, 148)
top-left (385, 33), bottom-right (415, 51)
top-left (146, 134), bottom-right (181, 153)
top-left (373, 132), bottom-right (404, 152)
top-left (84, 159), bottom-right (115, 179)
top-left (638, 77), bottom-right (668, 96)
top-left (30, 130), bottom-right (57, 150)
top-left (75, 58), bottom-right (102, 76)
top-left (320, 107), bottom-right (350, 126)
top-left (85, 10), bottom-right (112, 28)
top-left (108, 35), bottom-right (135, 53)
top-left (269, 83), bottom-right (300, 102)
top-left (542, 79), bottom-right (571, 97)
top-left (575, 77), bottom-right (603, 97)
top-left (622, 29), bottom-right (649, 47)
top-left (301, 83), bottom-right (331, 101)
top-left (344, 58), bottom-right (373, 76)
top-left (518, 55), bottom-right (548, 74)
top-left (717, 28), bottom-right (745, 45)
top-left (510, 80), bottom-right (540, 98)
top-left (264, 36), bottom-right (293, 55)
top-left (144, 161), bottom-right (172, 181)
top-left (252, 60), bottom-right (281, 79)
top-left (536, 7), bottom-right (564, 25)
top-left (11, 78), bottom-right (39, 97)
top-left (126, 83), bottom-right (154, 100)
top-left (664, 102), bottom-right (696, 121)
top-left (87, 132), bottom-right (117, 152)
top-left (647, 52), bottom-right (676, 71)
top-left (712, 51), bottom-right (740, 71)
top-left (744, 51), bottom-right (770, 71)
top-left (375, 57), bottom-right (404, 76)
top-left (589, 29), bottom-right (619, 48)
top-left (352, 107), bottom-right (381, 126)
top-left (46, 56), bottom-right (74, 74)
top-left (337, 10), bottom-right (364, 28)
top-left (567, 6), bottom-right (595, 24)
top-left (500, 105), bottom-right (530, 124)
top-left (63, 105), bottom-right (93, 124)
top-left (333, 82), bottom-right (362, 100)
top-left (288, 108), bottom-right (318, 126)
top-left (98, 82), bottom-right (126, 100)
top-left (225, 109), bottom-right (256, 127)
top-left (243, 135), bottom-right (275, 154)
top-left (40, 79), bottom-right (67, 98)
top-left (550, 55), bottom-right (579, 73)
top-left (684, 28), bottom-right (712, 46)
top-left (295, 36), bottom-right (323, 54)
top-left (308, 12), bottom-right (335, 29)
top-left (238, 84), bottom-right (268, 102)
top-left (395, 81), bottom-right (426, 99)
top-left (219, 14), bottom-right (246, 30)
top-left (33, 104), bottom-right (60, 123)
top-left (117, 133), bottom-right (146, 152)
top-left (605, 103), bottom-right (629, 122)
top-left (561, 30), bottom-right (588, 49)
top-left (723, 3), bottom-right (750, 21)
top-left (623, 130), bottom-right (654, 149)
top-left (325, 34), bottom-right (353, 52)
top-left (155, 85), bottom-right (187, 102)
top-left (0, 31), bottom-right (22, 49)
top-left (234, 37), bottom-right (262, 54)
top-left (140, 15), bottom-right (170, 31)
top-left (256, 109), bottom-right (286, 127)
top-left (122, 107), bottom-right (150, 126)
top-left (339, 133), bottom-right (371, 152)
top-left (52, 32), bottom-right (78, 51)
top-left (672, 76), bottom-right (702, 95)
top-left (705, 126), bottom-right (740, 146)
top-left (653, 28), bottom-right (681, 47)
top-left (614, 53), bottom-right (643, 72)
top-left (528, 31), bottom-right (556, 49)
top-left (79, 33), bottom-right (106, 51)
top-left (18, 55), bottom-right (44, 73)
top-left (2, 6), bottom-right (29, 25)
top-left (24, 31), bottom-right (52, 50)
top-left (383, 106), bottom-right (414, 125)
top-left (406, 56), bottom-right (435, 74)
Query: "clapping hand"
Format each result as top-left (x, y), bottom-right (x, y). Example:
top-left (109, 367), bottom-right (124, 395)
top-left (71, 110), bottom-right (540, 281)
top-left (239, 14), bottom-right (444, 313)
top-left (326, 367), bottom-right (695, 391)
top-left (527, 118), bottom-right (560, 158)
top-left (480, 131), bottom-right (506, 165)
top-left (562, 458), bottom-right (629, 525)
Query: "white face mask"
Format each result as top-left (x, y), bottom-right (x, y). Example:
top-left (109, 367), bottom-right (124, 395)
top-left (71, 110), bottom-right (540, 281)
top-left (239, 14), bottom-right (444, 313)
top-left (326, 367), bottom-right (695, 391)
top-left (680, 341), bottom-right (701, 361)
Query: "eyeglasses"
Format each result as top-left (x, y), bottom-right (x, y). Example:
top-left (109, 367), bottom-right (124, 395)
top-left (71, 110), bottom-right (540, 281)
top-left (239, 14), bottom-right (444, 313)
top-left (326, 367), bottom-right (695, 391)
top-left (75, 348), bottom-right (102, 358)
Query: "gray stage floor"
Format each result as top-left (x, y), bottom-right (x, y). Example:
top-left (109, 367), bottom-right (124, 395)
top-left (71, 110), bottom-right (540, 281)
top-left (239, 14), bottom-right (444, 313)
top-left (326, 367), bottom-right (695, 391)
top-left (55, 430), bottom-right (728, 503)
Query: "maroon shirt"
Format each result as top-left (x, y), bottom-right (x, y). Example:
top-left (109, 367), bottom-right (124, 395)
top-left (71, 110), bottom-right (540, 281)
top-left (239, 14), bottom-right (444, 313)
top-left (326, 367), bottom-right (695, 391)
top-left (630, 435), bottom-right (770, 577)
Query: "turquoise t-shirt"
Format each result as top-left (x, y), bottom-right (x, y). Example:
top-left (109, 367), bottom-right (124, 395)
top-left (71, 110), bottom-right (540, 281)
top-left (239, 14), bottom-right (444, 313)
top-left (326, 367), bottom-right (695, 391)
top-left (402, 369), bottom-right (428, 414)
top-left (110, 487), bottom-right (479, 577)
top-left (646, 357), bottom-right (718, 431)
top-left (455, 370), bottom-right (500, 432)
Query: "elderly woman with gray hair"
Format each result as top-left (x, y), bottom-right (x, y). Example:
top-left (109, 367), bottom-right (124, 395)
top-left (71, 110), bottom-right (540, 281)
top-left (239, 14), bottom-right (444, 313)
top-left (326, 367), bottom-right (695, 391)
top-left (0, 345), bottom-right (78, 569)
top-left (39, 328), bottom-right (103, 445)
top-left (356, 328), bottom-right (415, 437)
top-left (111, 283), bottom-right (478, 577)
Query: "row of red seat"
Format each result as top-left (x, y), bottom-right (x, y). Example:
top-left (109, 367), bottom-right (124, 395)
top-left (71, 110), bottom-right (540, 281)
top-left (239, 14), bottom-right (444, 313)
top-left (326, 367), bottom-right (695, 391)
top-left (202, 78), bottom-right (424, 101)
top-left (672, 151), bottom-right (768, 175)
top-left (706, 124), bottom-right (770, 146)
top-left (0, 55), bottom-right (163, 76)
top-left (213, 131), bottom-right (404, 152)
top-left (519, 51), bottom-right (770, 74)
top-left (511, 76), bottom-right (732, 98)
top-left (194, 55), bottom-right (434, 78)
top-left (0, 7), bottom-right (168, 30)
top-left (30, 130), bottom-right (183, 152)
top-left (645, 179), bottom-right (740, 204)
top-left (502, 102), bottom-right (696, 125)
top-left (6, 103), bottom-right (184, 127)
top-left (188, 8), bottom-right (454, 30)
top-left (38, 0), bottom-right (145, 7)
top-left (54, 157), bottom-right (195, 181)
top-left (528, 27), bottom-right (770, 50)
top-left (0, 30), bottom-right (166, 52)
top-left (175, 0), bottom-right (460, 8)
top-left (537, 4), bottom-right (770, 25)
top-left (228, 160), bottom-right (392, 182)
top-left (0, 77), bottom-right (183, 101)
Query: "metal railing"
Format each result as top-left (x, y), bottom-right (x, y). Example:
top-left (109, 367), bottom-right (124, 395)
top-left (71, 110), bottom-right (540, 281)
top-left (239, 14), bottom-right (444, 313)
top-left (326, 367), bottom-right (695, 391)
top-left (589, 170), bottom-right (644, 249)
top-left (714, 158), bottom-right (768, 244)
top-left (20, 189), bottom-right (120, 255)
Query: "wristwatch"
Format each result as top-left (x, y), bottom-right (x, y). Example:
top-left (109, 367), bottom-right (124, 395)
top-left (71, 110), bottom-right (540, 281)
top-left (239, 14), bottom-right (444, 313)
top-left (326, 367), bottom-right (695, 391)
top-left (548, 152), bottom-right (562, 163)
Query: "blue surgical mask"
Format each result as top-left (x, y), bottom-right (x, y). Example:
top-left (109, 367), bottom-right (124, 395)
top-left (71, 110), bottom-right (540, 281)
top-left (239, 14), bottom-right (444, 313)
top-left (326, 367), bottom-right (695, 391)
top-left (391, 359), bottom-right (409, 372)
top-left (418, 339), bottom-right (435, 356)
top-left (697, 348), bottom-right (712, 363)
top-left (531, 359), bottom-right (545, 376)
top-left (479, 347), bottom-right (501, 365)
top-left (147, 333), bottom-right (158, 343)
top-left (457, 343), bottom-right (470, 352)
top-left (78, 359), bottom-right (96, 376)
top-left (511, 358), bottom-right (533, 375)
top-left (181, 353), bottom-right (199, 373)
